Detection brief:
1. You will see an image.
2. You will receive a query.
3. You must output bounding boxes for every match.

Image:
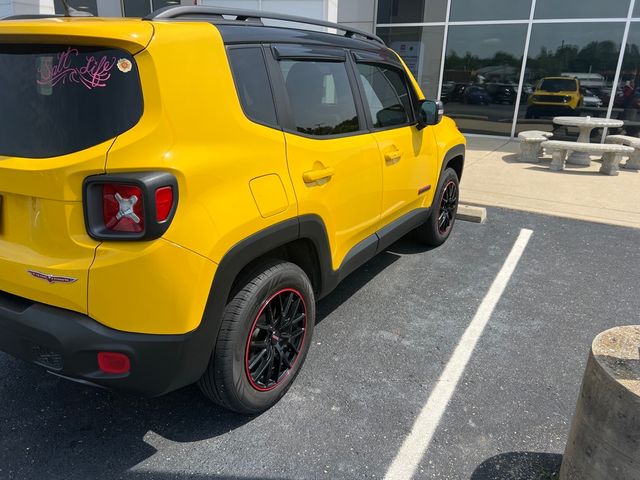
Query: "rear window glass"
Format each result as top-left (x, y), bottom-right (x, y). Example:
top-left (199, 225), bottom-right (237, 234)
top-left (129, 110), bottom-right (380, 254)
top-left (0, 45), bottom-right (143, 158)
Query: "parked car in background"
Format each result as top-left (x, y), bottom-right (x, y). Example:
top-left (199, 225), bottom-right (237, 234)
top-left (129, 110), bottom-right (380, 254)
top-left (485, 83), bottom-right (517, 105)
top-left (442, 82), bottom-right (469, 104)
top-left (463, 85), bottom-right (491, 105)
top-left (526, 76), bottom-right (582, 118)
top-left (580, 87), bottom-right (603, 108)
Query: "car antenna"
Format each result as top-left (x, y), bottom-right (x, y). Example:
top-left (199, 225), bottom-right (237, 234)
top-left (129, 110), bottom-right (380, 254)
top-left (59, 0), bottom-right (71, 17)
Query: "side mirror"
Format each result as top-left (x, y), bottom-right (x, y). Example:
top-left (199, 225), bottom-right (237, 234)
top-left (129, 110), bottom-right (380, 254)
top-left (417, 99), bottom-right (444, 130)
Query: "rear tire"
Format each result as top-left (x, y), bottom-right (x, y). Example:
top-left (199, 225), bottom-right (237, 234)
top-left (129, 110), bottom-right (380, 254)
top-left (198, 260), bottom-right (315, 414)
top-left (415, 168), bottom-right (460, 247)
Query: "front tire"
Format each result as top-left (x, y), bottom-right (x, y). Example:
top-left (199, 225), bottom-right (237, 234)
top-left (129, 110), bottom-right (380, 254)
top-left (198, 260), bottom-right (315, 414)
top-left (415, 167), bottom-right (460, 247)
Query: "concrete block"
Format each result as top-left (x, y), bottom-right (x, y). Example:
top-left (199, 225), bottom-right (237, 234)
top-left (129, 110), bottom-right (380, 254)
top-left (456, 204), bottom-right (487, 224)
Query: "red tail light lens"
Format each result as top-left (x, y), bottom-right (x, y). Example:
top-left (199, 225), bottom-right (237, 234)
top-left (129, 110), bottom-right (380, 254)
top-left (84, 172), bottom-right (178, 241)
top-left (155, 186), bottom-right (174, 222)
top-left (97, 352), bottom-right (130, 374)
top-left (102, 184), bottom-right (144, 233)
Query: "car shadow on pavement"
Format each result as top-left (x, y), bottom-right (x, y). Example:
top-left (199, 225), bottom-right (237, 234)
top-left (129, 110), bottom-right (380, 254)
top-left (0, 363), bottom-right (252, 479)
top-left (316, 249), bottom-right (401, 325)
top-left (471, 451), bottom-right (562, 480)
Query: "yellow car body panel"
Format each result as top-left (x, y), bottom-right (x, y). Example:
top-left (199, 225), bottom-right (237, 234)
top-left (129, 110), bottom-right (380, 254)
top-left (0, 15), bottom-right (465, 396)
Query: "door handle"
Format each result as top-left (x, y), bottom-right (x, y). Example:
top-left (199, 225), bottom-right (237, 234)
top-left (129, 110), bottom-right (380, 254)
top-left (384, 149), bottom-right (402, 164)
top-left (303, 167), bottom-right (335, 184)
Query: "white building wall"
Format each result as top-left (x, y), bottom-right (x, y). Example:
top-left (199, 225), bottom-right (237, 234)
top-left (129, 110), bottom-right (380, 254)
top-left (337, 0), bottom-right (375, 33)
top-left (8, 0), bottom-right (53, 15)
top-left (198, 0), bottom-right (331, 21)
top-left (0, 0), bottom-right (14, 17)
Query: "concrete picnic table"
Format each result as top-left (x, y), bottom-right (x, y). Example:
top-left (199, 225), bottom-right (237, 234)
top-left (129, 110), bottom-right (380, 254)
top-left (553, 116), bottom-right (624, 165)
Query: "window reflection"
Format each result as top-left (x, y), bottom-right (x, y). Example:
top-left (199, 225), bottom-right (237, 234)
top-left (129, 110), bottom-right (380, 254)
top-left (377, 0), bottom-right (448, 24)
top-left (535, 0), bottom-right (629, 19)
top-left (377, 26), bottom-right (444, 100)
top-left (442, 24), bottom-right (527, 135)
top-left (516, 23), bottom-right (625, 140)
top-left (450, 0), bottom-right (531, 22)
top-left (615, 23), bottom-right (640, 135)
top-left (53, 0), bottom-right (98, 15)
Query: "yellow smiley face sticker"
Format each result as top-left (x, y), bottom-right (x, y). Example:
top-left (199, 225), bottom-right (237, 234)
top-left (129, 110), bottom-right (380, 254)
top-left (117, 58), bottom-right (132, 73)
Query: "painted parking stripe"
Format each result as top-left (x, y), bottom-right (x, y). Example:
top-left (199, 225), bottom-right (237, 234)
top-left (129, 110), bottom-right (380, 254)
top-left (384, 228), bottom-right (534, 480)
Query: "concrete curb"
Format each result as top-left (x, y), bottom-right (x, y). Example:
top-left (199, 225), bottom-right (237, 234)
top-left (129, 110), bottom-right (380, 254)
top-left (457, 204), bottom-right (487, 224)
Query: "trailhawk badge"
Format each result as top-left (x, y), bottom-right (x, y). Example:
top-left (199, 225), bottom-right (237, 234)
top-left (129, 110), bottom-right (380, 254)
top-left (28, 270), bottom-right (78, 284)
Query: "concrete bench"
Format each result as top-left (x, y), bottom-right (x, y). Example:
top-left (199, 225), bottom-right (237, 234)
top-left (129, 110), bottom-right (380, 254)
top-left (540, 140), bottom-right (634, 175)
top-left (605, 134), bottom-right (640, 170)
top-left (517, 130), bottom-right (553, 163)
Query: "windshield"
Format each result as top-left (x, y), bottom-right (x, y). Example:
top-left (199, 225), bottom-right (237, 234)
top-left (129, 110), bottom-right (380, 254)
top-left (0, 44), bottom-right (143, 158)
top-left (538, 78), bottom-right (578, 93)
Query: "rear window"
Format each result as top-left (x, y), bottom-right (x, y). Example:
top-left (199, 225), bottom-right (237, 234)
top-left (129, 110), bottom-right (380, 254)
top-left (0, 45), bottom-right (143, 158)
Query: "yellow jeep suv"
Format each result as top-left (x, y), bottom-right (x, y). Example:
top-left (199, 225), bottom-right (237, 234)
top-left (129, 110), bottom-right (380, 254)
top-left (0, 6), bottom-right (465, 414)
top-left (526, 76), bottom-right (582, 118)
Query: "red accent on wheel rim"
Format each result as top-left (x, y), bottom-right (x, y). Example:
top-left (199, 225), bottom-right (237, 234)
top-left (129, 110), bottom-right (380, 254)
top-left (438, 180), bottom-right (458, 235)
top-left (244, 288), bottom-right (308, 392)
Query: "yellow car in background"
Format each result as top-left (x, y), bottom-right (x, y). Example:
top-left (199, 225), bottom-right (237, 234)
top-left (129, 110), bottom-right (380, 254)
top-left (0, 6), bottom-right (465, 414)
top-left (526, 76), bottom-right (582, 118)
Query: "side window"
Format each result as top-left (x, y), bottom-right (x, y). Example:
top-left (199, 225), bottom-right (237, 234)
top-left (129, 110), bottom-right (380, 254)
top-left (227, 47), bottom-right (278, 127)
top-left (357, 63), bottom-right (414, 129)
top-left (279, 60), bottom-right (360, 136)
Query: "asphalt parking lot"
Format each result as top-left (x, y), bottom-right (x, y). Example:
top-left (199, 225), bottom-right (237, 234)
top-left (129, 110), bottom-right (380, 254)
top-left (1, 207), bottom-right (639, 480)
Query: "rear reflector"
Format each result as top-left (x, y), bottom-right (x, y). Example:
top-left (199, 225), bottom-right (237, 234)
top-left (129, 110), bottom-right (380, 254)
top-left (155, 186), bottom-right (174, 222)
top-left (102, 184), bottom-right (144, 233)
top-left (97, 352), bottom-right (130, 374)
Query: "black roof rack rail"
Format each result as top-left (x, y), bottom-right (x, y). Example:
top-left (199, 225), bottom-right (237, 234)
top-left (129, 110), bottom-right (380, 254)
top-left (2, 14), bottom-right (62, 20)
top-left (143, 6), bottom-right (385, 45)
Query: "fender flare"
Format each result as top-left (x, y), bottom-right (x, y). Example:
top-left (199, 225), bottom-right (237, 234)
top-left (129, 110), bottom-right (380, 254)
top-left (440, 143), bottom-right (466, 180)
top-left (184, 215), bottom-right (334, 382)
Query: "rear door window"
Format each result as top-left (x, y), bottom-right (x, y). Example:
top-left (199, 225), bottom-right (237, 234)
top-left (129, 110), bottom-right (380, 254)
top-left (0, 44), bottom-right (143, 158)
top-left (278, 60), bottom-right (360, 136)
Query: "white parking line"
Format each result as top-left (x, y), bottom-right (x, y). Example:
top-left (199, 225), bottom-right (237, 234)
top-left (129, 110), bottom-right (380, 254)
top-left (384, 228), bottom-right (533, 480)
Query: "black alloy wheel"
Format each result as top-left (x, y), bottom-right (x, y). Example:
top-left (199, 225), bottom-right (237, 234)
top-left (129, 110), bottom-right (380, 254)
top-left (245, 289), bottom-right (307, 391)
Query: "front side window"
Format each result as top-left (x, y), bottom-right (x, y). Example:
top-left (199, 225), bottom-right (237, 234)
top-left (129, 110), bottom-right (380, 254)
top-left (357, 63), bottom-right (413, 129)
top-left (279, 60), bottom-right (360, 136)
top-left (227, 47), bottom-right (278, 127)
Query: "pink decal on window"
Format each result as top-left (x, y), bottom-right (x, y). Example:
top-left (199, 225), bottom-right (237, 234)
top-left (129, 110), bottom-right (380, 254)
top-left (37, 47), bottom-right (119, 90)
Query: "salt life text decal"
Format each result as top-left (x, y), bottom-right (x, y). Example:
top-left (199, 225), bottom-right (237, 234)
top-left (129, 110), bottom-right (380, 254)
top-left (37, 47), bottom-right (119, 90)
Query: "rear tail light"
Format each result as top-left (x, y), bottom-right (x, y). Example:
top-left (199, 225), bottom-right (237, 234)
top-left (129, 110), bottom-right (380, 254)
top-left (155, 186), bottom-right (174, 222)
top-left (97, 352), bottom-right (130, 374)
top-left (83, 172), bottom-right (178, 241)
top-left (103, 184), bottom-right (145, 233)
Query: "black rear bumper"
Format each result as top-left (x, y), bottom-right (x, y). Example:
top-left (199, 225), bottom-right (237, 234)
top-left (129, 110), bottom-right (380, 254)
top-left (0, 290), bottom-right (209, 396)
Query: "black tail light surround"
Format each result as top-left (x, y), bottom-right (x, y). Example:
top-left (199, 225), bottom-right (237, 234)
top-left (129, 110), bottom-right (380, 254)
top-left (83, 172), bottom-right (179, 241)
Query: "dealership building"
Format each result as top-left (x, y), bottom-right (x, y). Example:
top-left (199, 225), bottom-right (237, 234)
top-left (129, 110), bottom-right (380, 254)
top-left (4, 0), bottom-right (640, 139)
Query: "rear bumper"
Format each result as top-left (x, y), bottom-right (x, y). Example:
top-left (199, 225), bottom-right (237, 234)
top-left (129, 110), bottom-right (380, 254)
top-left (0, 290), bottom-right (209, 396)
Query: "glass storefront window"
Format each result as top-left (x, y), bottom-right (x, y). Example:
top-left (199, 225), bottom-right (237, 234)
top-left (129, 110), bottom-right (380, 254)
top-left (54, 0), bottom-right (98, 15)
top-left (515, 23), bottom-right (625, 139)
top-left (449, 0), bottom-right (532, 22)
top-left (535, 0), bottom-right (630, 19)
top-left (377, 27), bottom-right (444, 99)
top-left (616, 23), bottom-right (640, 135)
top-left (441, 24), bottom-right (527, 135)
top-left (377, 0), bottom-right (448, 24)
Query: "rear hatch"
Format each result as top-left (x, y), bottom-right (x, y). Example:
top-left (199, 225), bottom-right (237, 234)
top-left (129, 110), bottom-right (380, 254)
top-left (0, 19), bottom-right (152, 313)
